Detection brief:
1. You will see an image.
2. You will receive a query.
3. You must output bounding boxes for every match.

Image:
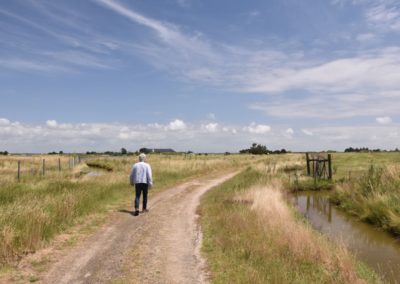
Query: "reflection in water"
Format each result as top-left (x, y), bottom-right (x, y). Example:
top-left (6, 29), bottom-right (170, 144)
top-left (294, 192), bottom-right (400, 284)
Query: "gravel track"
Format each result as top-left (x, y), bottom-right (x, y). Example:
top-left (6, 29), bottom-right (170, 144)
top-left (41, 171), bottom-right (238, 284)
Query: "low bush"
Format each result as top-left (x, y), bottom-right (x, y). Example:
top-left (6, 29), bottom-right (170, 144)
top-left (85, 160), bottom-right (113, 172)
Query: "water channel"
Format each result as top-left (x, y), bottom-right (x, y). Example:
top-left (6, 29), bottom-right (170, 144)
top-left (293, 192), bottom-right (400, 283)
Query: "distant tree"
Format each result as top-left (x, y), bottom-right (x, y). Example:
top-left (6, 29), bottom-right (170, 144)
top-left (59, 150), bottom-right (64, 154)
top-left (240, 143), bottom-right (269, 155)
top-left (224, 152), bottom-right (231, 155)
top-left (121, 148), bottom-right (128, 155)
top-left (240, 144), bottom-right (289, 155)
top-left (249, 143), bottom-right (267, 155)
top-left (345, 147), bottom-right (375, 153)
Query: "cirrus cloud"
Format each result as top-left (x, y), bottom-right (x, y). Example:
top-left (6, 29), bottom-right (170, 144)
top-left (376, 116), bottom-right (392, 124)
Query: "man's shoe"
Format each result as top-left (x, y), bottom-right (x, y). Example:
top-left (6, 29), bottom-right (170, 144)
top-left (141, 209), bottom-right (149, 213)
top-left (133, 210), bottom-right (139, 216)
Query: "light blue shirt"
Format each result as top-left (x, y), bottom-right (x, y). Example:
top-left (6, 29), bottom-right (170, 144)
top-left (130, 162), bottom-right (153, 186)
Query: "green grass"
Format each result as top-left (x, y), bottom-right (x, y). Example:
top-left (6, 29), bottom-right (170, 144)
top-left (0, 154), bottom-right (265, 267)
top-left (331, 152), bottom-right (400, 180)
top-left (331, 164), bottom-right (400, 236)
top-left (199, 167), bottom-right (380, 283)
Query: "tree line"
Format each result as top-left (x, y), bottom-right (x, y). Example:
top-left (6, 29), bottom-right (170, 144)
top-left (344, 147), bottom-right (400, 153)
top-left (239, 143), bottom-right (288, 155)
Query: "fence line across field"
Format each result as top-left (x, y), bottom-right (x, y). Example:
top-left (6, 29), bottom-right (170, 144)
top-left (15, 156), bottom-right (83, 181)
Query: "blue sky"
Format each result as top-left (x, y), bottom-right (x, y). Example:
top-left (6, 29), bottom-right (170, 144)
top-left (1, 0), bottom-right (400, 152)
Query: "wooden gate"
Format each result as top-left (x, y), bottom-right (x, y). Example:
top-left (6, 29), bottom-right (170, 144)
top-left (306, 153), bottom-right (332, 180)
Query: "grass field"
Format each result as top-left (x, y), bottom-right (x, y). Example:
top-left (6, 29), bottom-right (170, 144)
top-left (328, 152), bottom-right (400, 236)
top-left (332, 152), bottom-right (400, 180)
top-left (0, 154), bottom-right (266, 267)
top-left (0, 152), bottom-right (397, 282)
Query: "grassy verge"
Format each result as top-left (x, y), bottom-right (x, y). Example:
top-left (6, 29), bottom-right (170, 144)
top-left (199, 168), bottom-right (380, 283)
top-left (331, 165), bottom-right (400, 236)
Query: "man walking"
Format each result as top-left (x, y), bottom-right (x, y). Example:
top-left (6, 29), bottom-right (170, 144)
top-left (130, 153), bottom-right (153, 216)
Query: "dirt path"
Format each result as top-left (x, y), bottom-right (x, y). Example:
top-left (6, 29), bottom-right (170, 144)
top-left (41, 171), bottom-right (238, 284)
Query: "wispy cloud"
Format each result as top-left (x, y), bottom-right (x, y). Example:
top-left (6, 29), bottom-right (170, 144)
top-left (95, 0), bottom-right (187, 44)
top-left (366, 2), bottom-right (400, 31)
top-left (250, 90), bottom-right (400, 119)
top-left (376, 116), bottom-right (392, 124)
top-left (0, 58), bottom-right (71, 72)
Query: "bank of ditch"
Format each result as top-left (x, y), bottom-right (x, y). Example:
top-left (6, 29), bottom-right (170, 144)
top-left (199, 167), bottom-right (380, 283)
top-left (330, 165), bottom-right (400, 237)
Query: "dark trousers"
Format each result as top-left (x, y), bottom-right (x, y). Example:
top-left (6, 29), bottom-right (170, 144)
top-left (135, 183), bottom-right (149, 210)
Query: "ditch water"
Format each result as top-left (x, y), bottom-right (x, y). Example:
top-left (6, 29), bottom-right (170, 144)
top-left (293, 192), bottom-right (400, 284)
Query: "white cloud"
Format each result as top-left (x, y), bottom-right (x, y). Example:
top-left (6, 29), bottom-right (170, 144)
top-left (222, 126), bottom-right (237, 134)
top-left (283, 128), bottom-right (294, 139)
top-left (0, 118), bottom-right (10, 126)
top-left (356, 33), bottom-right (375, 41)
top-left (301, 129), bottom-right (313, 136)
top-left (250, 90), bottom-right (400, 119)
top-left (95, 0), bottom-right (191, 45)
top-left (0, 58), bottom-right (71, 73)
top-left (243, 122), bottom-right (271, 134)
top-left (376, 116), bottom-right (392, 124)
top-left (202, 123), bottom-right (218, 133)
top-left (246, 48), bottom-right (400, 94)
top-left (1, 118), bottom-right (400, 152)
top-left (46, 120), bottom-right (58, 128)
top-left (366, 3), bottom-right (400, 31)
top-left (166, 119), bottom-right (187, 131)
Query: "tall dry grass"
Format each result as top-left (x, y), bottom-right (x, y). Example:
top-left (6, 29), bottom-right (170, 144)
top-left (236, 181), bottom-right (366, 283)
top-left (200, 167), bottom-right (380, 283)
top-left (331, 164), bottom-right (400, 236)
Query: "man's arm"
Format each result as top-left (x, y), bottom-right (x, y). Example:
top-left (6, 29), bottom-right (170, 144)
top-left (146, 164), bottom-right (153, 187)
top-left (129, 166), bottom-right (136, 186)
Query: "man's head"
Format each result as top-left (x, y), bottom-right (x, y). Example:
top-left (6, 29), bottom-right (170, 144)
top-left (139, 153), bottom-right (146, 162)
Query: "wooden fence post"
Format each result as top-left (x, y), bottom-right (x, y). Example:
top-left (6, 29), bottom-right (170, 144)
top-left (17, 160), bottom-right (21, 181)
top-left (72, 157), bottom-right (75, 168)
top-left (306, 153), bottom-right (310, 176)
top-left (58, 158), bottom-right (61, 172)
top-left (42, 159), bottom-right (45, 176)
top-left (328, 154), bottom-right (332, 180)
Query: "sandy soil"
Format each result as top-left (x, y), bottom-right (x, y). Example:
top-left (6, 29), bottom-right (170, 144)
top-left (39, 171), bottom-right (238, 284)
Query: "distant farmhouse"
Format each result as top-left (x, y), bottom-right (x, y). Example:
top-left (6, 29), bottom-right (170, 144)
top-left (140, 148), bottom-right (176, 154)
top-left (152, 148), bottom-right (175, 153)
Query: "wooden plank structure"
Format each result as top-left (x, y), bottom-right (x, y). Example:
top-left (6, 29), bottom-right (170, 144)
top-left (306, 153), bottom-right (332, 180)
